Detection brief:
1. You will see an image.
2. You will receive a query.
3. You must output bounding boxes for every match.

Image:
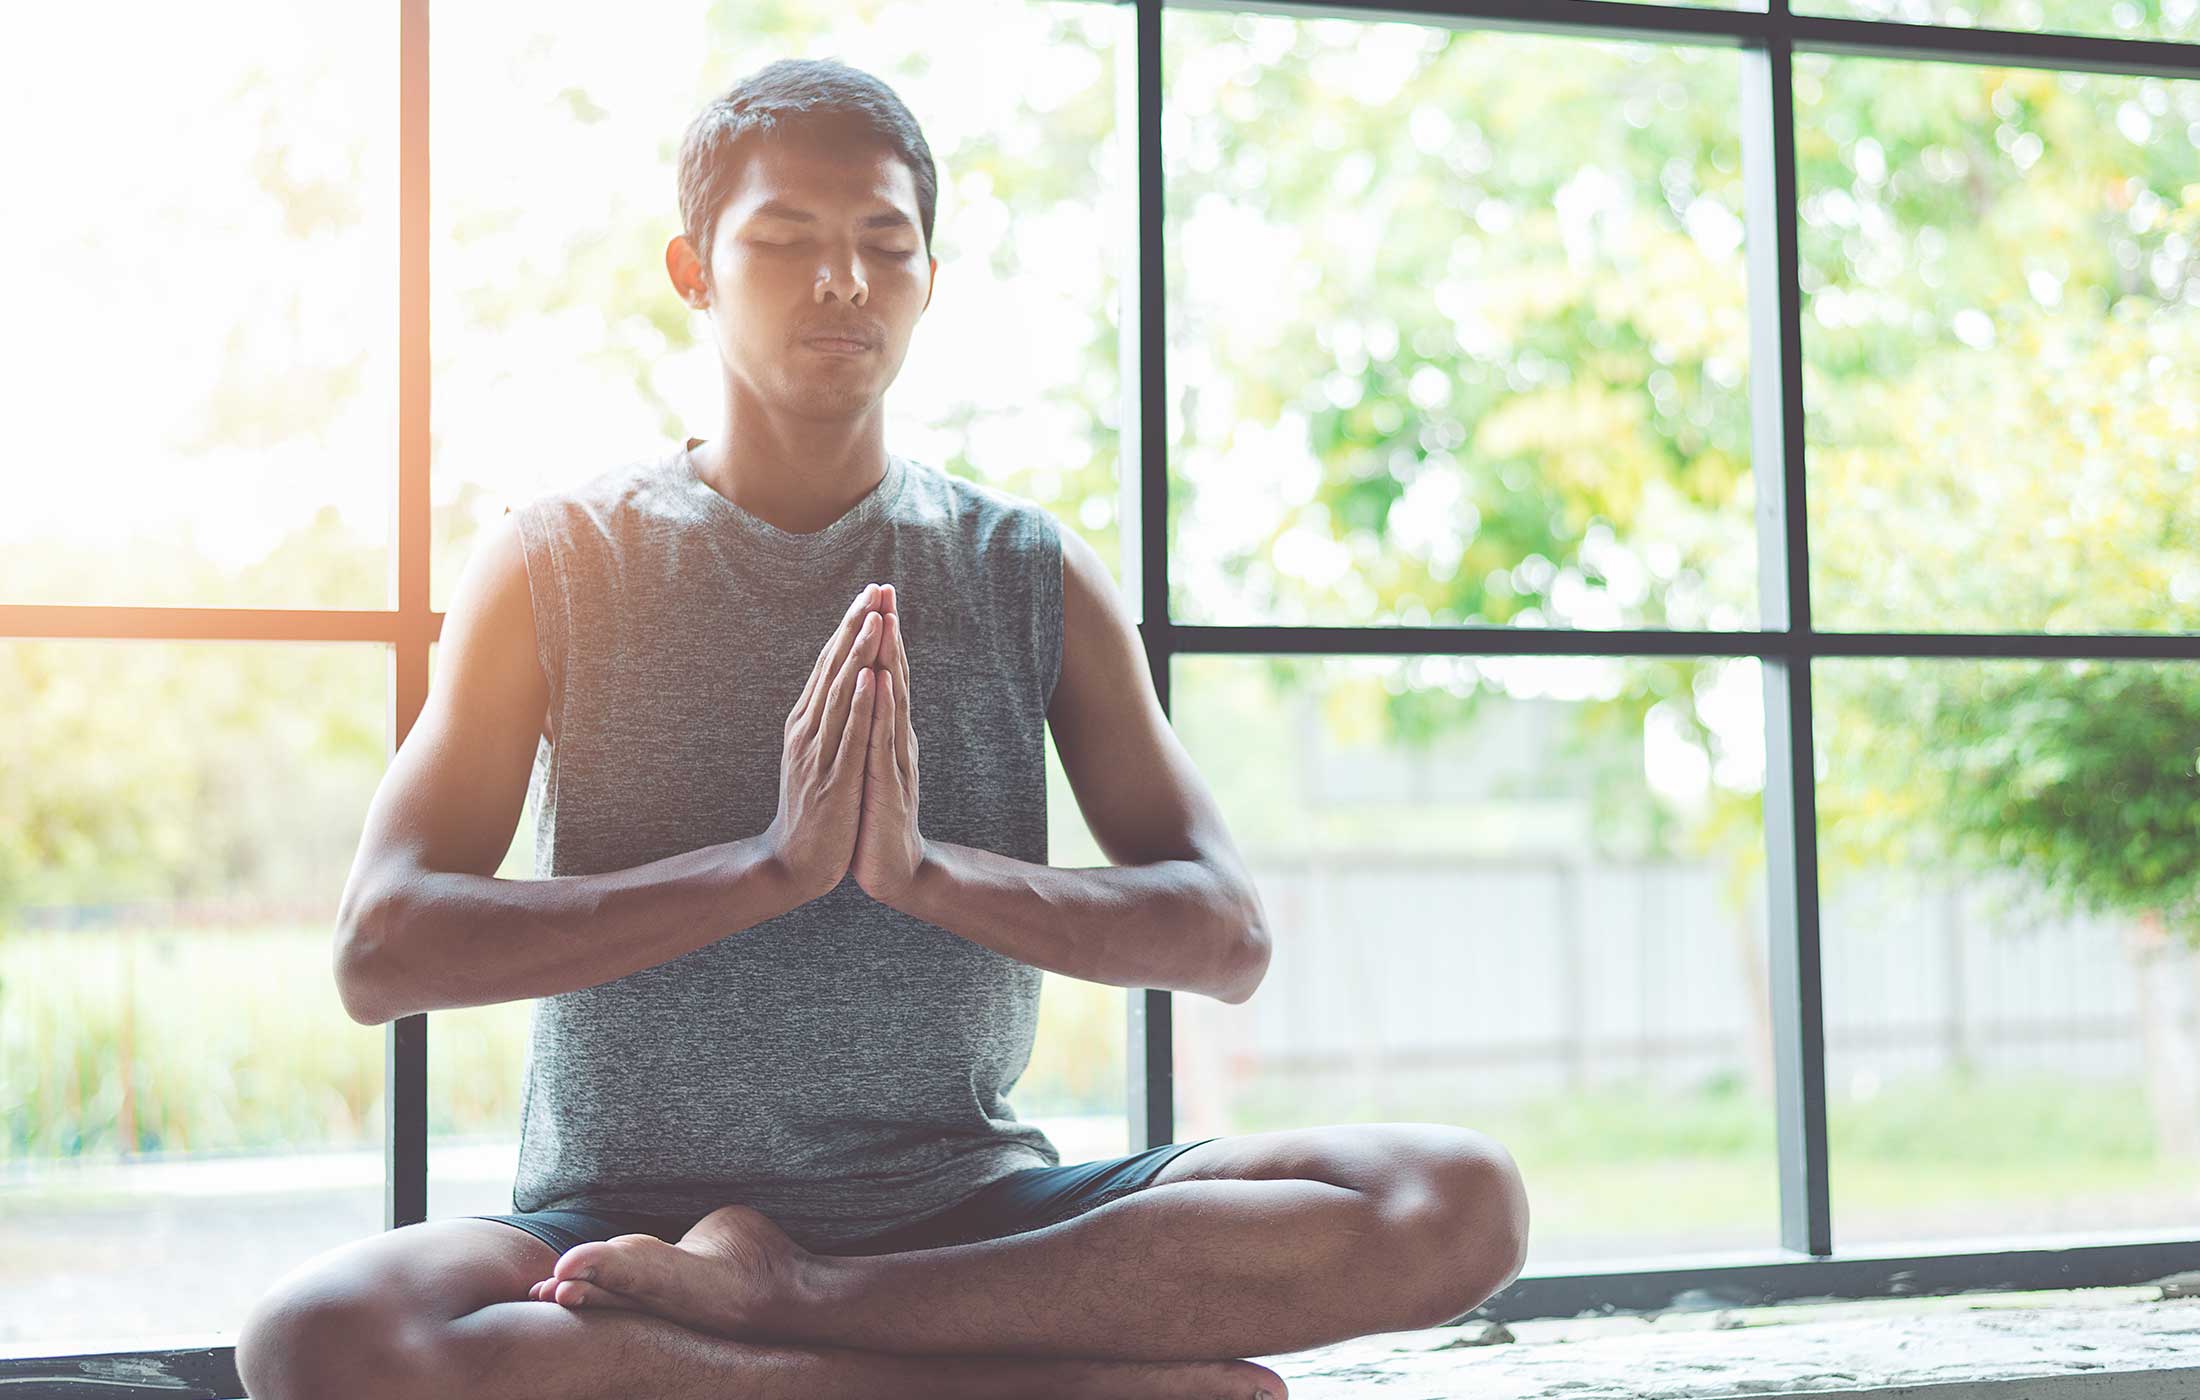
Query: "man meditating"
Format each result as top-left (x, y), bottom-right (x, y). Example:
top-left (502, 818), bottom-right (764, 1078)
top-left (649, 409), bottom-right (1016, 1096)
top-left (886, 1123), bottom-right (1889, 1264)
top-left (235, 56), bottom-right (1528, 1400)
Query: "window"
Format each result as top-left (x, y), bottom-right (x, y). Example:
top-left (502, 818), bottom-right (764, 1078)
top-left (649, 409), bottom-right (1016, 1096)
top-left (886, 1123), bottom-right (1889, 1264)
top-left (1163, 14), bottom-right (1757, 631)
top-left (0, 4), bottom-right (396, 612)
top-left (1171, 652), bottom-right (1777, 1266)
top-left (1142, 0), bottom-right (2200, 1303)
top-left (1798, 55), bottom-right (2200, 633)
top-left (1815, 656), bottom-right (2200, 1249)
top-left (6, 0), bottom-right (2198, 1382)
top-left (1, 641), bottom-right (389, 1346)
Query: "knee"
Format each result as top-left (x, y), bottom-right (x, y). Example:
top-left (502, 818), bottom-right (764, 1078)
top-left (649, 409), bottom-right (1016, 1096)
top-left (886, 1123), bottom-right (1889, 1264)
top-left (235, 1272), bottom-right (440, 1400)
top-left (1382, 1130), bottom-right (1531, 1327)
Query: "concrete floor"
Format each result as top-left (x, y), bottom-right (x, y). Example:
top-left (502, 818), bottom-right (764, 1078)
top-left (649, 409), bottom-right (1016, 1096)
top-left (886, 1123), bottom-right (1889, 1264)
top-left (1253, 1288), bottom-right (2200, 1399)
top-left (9, 1285), bottom-right (2200, 1399)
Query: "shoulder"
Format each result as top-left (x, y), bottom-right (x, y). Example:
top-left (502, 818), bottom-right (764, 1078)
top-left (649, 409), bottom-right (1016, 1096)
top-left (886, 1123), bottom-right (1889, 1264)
top-left (514, 449), bottom-right (687, 545)
top-left (896, 455), bottom-right (1061, 557)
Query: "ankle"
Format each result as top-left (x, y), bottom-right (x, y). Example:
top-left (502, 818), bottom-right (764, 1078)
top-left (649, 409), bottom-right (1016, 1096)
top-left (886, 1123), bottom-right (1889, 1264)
top-left (774, 1247), bottom-right (852, 1334)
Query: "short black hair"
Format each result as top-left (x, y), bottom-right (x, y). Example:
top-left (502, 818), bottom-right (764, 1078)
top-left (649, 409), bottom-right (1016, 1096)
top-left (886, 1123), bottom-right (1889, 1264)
top-left (676, 57), bottom-right (939, 291)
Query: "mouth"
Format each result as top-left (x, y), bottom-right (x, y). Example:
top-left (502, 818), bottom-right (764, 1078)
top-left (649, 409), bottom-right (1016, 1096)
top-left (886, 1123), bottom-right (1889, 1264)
top-left (804, 337), bottom-right (873, 354)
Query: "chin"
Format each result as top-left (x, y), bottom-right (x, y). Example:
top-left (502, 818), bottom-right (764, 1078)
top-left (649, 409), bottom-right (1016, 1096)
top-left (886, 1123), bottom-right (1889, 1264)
top-left (785, 383), bottom-right (878, 417)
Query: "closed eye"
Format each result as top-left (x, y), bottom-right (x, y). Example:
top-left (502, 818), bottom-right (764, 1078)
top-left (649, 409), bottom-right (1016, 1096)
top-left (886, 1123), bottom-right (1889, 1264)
top-left (752, 239), bottom-right (913, 254)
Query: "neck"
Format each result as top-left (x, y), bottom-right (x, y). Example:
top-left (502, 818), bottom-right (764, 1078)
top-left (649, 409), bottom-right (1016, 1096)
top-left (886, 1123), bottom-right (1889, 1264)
top-left (697, 403), bottom-right (890, 534)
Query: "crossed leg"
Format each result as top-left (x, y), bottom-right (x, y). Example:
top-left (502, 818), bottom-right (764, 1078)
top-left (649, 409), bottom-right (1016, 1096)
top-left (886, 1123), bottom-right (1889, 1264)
top-left (236, 1122), bottom-right (1527, 1398)
top-left (234, 1215), bottom-right (1287, 1400)
top-left (530, 1121), bottom-right (1530, 1364)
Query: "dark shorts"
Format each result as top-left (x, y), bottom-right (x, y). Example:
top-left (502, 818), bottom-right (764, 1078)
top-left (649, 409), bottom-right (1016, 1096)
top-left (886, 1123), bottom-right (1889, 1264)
top-left (464, 1137), bottom-right (1220, 1260)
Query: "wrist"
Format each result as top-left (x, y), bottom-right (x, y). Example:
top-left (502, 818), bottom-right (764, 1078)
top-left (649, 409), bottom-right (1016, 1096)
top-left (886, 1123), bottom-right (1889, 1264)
top-left (756, 834), bottom-right (824, 911)
top-left (902, 839), bottom-right (948, 917)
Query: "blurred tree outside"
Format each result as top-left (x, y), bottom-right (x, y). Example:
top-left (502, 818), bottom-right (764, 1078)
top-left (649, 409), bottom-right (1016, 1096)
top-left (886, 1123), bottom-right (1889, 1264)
top-left (7, 0), bottom-right (2199, 1168)
top-left (1159, 6), bottom-right (2200, 1151)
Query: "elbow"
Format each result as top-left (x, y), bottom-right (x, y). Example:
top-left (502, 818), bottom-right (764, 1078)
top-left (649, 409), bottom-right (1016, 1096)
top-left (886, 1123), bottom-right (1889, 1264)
top-left (1218, 928), bottom-right (1270, 1005)
top-left (335, 881), bottom-right (402, 1026)
top-left (1213, 879), bottom-right (1271, 1005)
top-left (336, 941), bottom-right (391, 1026)
top-left (336, 946), bottom-right (393, 1021)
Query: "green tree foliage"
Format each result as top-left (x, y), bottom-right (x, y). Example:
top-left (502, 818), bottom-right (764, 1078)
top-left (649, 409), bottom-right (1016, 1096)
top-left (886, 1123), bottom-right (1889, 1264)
top-left (10, 0), bottom-right (2199, 1159)
top-left (0, 488), bottom-right (497, 920)
top-left (1797, 54), bottom-right (2200, 946)
top-left (1156, 11), bottom-right (2200, 952)
top-left (8, 8), bottom-right (2191, 908)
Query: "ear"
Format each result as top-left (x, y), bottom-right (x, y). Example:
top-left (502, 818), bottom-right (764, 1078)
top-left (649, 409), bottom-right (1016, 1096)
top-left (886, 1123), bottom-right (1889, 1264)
top-left (666, 233), bottom-right (706, 305)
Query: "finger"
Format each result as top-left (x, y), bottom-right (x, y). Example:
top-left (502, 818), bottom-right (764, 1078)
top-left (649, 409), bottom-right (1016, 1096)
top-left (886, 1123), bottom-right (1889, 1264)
top-left (884, 669), bottom-right (906, 788)
top-left (883, 609), bottom-right (913, 711)
top-left (894, 663), bottom-right (917, 791)
top-left (868, 663), bottom-right (891, 771)
top-left (806, 585), bottom-right (878, 726)
top-left (801, 586), bottom-right (878, 733)
top-left (806, 586), bottom-right (873, 704)
top-left (835, 666), bottom-right (876, 782)
top-left (822, 612), bottom-right (879, 767)
top-left (797, 594), bottom-right (859, 738)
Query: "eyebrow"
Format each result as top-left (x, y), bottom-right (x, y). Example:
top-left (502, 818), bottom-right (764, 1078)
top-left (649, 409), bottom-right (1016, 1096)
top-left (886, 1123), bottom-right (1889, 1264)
top-left (745, 198), bottom-right (917, 233)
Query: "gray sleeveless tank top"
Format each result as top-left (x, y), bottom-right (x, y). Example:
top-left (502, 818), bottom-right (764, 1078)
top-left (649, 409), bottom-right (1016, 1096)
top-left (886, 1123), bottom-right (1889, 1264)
top-left (504, 437), bottom-right (1064, 1250)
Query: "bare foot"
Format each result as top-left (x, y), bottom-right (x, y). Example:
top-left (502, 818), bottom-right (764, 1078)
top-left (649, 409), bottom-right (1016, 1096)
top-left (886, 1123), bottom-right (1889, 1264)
top-left (529, 1202), bottom-right (802, 1340)
top-left (527, 1203), bottom-right (1292, 1397)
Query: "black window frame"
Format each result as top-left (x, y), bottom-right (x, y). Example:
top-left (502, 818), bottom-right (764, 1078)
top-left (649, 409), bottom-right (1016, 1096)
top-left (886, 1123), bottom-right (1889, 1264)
top-left (6, 0), bottom-right (2200, 1390)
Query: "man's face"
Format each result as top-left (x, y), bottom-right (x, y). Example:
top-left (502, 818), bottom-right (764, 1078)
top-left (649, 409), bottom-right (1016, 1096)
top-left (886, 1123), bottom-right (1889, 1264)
top-left (687, 122), bottom-right (936, 420)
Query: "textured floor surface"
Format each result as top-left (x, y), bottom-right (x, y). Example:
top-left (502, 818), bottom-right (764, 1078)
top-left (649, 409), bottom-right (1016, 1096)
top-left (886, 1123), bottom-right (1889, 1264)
top-left (1249, 1286), bottom-right (2200, 1399)
top-left (8, 1283), bottom-right (2200, 1397)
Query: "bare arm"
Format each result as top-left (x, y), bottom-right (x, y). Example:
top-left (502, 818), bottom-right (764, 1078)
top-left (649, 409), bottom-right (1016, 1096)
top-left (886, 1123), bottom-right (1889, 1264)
top-left (332, 510), bottom-right (801, 1026)
top-left (884, 524), bottom-right (1269, 1004)
top-left (899, 839), bottom-right (1257, 1002)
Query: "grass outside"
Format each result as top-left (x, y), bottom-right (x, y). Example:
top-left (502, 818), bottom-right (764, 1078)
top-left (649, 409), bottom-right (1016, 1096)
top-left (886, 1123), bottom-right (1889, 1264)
top-left (1232, 1070), bottom-right (2197, 1237)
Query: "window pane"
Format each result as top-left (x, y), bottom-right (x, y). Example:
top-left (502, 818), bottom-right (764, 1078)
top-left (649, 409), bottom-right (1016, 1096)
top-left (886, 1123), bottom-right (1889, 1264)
top-left (1799, 57), bottom-right (2200, 633)
top-left (1814, 657), bottom-right (2200, 1247)
top-left (0, 642), bottom-right (388, 1350)
top-left (1164, 14), bottom-right (1757, 629)
top-left (429, 0), bottom-right (1122, 608)
top-left (1171, 653), bottom-right (1776, 1267)
top-left (0, 6), bottom-right (395, 610)
top-left (1796, 0), bottom-right (2200, 41)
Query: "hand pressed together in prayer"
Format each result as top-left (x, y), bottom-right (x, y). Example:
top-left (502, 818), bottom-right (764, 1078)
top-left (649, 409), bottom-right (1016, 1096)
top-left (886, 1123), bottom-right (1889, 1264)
top-left (849, 584), bottom-right (926, 907)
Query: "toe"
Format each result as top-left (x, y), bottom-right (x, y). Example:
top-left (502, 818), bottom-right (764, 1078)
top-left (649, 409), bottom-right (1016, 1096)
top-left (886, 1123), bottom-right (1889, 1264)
top-left (573, 1236), bottom-right (667, 1300)
top-left (554, 1241), bottom-right (611, 1284)
top-left (550, 1278), bottom-right (629, 1310)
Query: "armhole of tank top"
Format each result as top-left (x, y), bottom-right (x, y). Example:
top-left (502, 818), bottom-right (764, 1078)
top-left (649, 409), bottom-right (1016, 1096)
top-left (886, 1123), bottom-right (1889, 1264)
top-left (511, 498), bottom-right (570, 749)
top-left (1036, 509), bottom-right (1065, 714)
